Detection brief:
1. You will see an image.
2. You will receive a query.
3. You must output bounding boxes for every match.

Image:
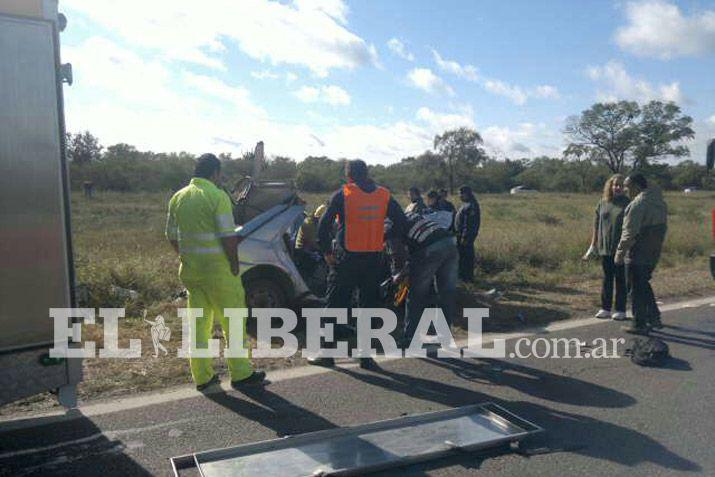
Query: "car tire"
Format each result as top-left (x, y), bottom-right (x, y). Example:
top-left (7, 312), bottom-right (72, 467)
top-left (245, 278), bottom-right (288, 309)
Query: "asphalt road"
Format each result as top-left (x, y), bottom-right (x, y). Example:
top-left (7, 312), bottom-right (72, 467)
top-left (1, 300), bottom-right (714, 477)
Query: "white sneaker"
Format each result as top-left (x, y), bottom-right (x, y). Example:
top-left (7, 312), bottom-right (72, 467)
top-left (611, 311), bottom-right (627, 321)
top-left (595, 309), bottom-right (611, 319)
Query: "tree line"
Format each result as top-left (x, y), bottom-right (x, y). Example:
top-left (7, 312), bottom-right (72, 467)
top-left (67, 100), bottom-right (713, 194)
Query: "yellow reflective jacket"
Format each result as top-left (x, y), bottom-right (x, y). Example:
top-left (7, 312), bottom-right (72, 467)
top-left (165, 178), bottom-right (237, 279)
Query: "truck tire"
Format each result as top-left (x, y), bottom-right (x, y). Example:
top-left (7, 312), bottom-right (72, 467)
top-left (245, 278), bottom-right (288, 309)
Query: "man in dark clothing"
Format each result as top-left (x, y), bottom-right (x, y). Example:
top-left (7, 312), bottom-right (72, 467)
top-left (454, 186), bottom-right (481, 282)
top-left (405, 186), bottom-right (427, 215)
top-left (313, 160), bottom-right (407, 368)
top-left (387, 212), bottom-right (458, 346)
top-left (615, 173), bottom-right (667, 335)
top-left (425, 190), bottom-right (454, 229)
top-left (438, 188), bottom-right (457, 216)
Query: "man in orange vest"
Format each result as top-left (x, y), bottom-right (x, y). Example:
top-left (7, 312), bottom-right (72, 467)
top-left (313, 160), bottom-right (407, 368)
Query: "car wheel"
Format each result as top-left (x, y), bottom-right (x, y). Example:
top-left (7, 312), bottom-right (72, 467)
top-left (245, 278), bottom-right (288, 308)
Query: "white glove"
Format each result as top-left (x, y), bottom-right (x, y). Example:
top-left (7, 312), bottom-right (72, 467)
top-left (581, 244), bottom-right (597, 261)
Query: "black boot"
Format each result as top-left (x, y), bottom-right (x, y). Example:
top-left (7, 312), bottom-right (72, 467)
top-left (231, 370), bottom-right (267, 389)
top-left (307, 357), bottom-right (335, 367)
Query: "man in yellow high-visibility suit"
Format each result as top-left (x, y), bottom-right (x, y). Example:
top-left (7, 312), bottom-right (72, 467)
top-left (166, 153), bottom-right (266, 391)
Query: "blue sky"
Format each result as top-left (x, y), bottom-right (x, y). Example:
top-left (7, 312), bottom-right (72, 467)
top-left (60, 0), bottom-right (715, 164)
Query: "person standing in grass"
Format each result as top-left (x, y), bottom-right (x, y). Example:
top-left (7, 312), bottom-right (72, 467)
top-left (454, 186), bottom-right (481, 282)
top-left (615, 173), bottom-right (668, 335)
top-left (583, 174), bottom-right (630, 321)
top-left (166, 154), bottom-right (266, 391)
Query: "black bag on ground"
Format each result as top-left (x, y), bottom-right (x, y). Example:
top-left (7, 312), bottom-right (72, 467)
top-left (626, 338), bottom-right (670, 367)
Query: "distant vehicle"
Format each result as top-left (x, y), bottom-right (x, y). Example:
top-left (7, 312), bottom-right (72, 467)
top-left (683, 187), bottom-right (698, 194)
top-left (510, 185), bottom-right (538, 195)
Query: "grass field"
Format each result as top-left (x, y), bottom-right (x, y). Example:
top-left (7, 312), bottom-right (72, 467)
top-left (7, 189), bottom-right (712, 412)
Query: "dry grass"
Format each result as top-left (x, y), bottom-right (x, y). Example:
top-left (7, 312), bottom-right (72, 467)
top-left (3, 189), bottom-right (712, 414)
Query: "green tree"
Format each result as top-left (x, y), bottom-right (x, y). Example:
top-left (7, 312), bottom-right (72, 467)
top-left (433, 127), bottom-right (487, 194)
top-left (565, 100), bottom-right (694, 173)
top-left (264, 156), bottom-right (297, 180)
top-left (564, 101), bottom-right (640, 173)
top-left (632, 101), bottom-right (694, 169)
top-left (66, 131), bottom-right (103, 165)
top-left (295, 156), bottom-right (344, 192)
top-left (670, 160), bottom-right (707, 189)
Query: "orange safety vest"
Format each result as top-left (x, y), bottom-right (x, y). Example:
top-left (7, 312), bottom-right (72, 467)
top-left (342, 183), bottom-right (390, 252)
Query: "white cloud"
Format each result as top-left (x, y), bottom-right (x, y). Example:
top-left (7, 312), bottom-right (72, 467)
top-left (183, 73), bottom-right (267, 118)
top-left (322, 107), bottom-right (476, 163)
top-left (416, 106), bottom-right (476, 130)
top-left (295, 86), bottom-right (320, 103)
top-left (407, 68), bottom-right (455, 96)
top-left (63, 37), bottom-right (177, 107)
top-left (482, 123), bottom-right (561, 158)
top-left (431, 50), bottom-right (479, 81)
top-left (431, 49), bottom-right (558, 104)
top-left (692, 119), bottom-right (715, 161)
top-left (251, 70), bottom-right (280, 80)
top-left (294, 85), bottom-right (351, 106)
top-left (293, 0), bottom-right (349, 24)
top-left (63, 0), bottom-right (378, 77)
top-left (62, 38), bottom-right (556, 164)
top-left (387, 38), bottom-right (414, 61)
top-left (483, 80), bottom-right (560, 105)
top-left (483, 80), bottom-right (528, 106)
top-left (321, 85), bottom-right (351, 106)
top-left (533, 85), bottom-right (560, 100)
top-left (587, 60), bottom-right (683, 103)
top-left (615, 0), bottom-right (715, 59)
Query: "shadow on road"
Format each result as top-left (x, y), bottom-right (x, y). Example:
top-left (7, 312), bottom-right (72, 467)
top-left (333, 359), bottom-right (700, 475)
top-left (425, 357), bottom-right (636, 408)
top-left (651, 329), bottom-right (715, 351)
top-left (0, 412), bottom-right (153, 476)
top-left (205, 386), bottom-right (337, 437)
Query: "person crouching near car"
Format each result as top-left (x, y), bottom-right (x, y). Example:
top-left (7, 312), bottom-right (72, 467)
top-left (386, 212), bottom-right (458, 348)
top-left (583, 174), bottom-right (629, 321)
top-left (615, 173), bottom-right (668, 335)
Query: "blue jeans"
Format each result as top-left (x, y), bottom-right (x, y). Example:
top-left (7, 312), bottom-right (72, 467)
top-left (404, 237), bottom-right (459, 342)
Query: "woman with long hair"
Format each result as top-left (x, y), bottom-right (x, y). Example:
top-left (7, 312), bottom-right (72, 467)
top-left (583, 174), bottom-right (630, 320)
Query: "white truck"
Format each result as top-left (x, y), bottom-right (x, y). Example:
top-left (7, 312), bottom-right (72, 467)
top-left (0, 0), bottom-right (80, 407)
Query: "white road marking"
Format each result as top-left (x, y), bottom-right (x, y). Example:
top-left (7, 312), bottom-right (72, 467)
top-left (1, 295), bottom-right (713, 428)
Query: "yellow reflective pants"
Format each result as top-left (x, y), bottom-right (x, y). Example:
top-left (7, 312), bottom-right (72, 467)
top-left (183, 272), bottom-right (253, 386)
